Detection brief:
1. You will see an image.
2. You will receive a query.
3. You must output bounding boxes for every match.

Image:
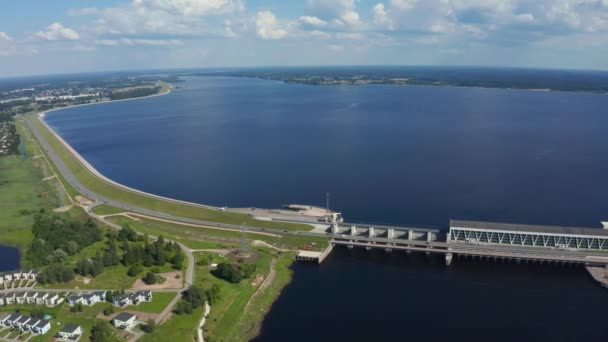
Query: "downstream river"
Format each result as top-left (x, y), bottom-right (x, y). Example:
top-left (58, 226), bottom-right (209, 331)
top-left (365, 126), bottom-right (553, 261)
top-left (46, 76), bottom-right (608, 341)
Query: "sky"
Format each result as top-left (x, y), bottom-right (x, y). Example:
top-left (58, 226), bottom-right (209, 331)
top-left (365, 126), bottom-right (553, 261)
top-left (1, 0), bottom-right (608, 77)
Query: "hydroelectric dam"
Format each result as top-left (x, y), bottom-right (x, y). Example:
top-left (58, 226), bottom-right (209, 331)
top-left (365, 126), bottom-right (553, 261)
top-left (297, 219), bottom-right (608, 286)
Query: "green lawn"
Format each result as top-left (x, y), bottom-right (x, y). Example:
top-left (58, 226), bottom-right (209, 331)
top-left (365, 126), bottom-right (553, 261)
top-left (25, 116), bottom-right (312, 232)
top-left (108, 215), bottom-right (330, 252)
top-left (140, 307), bottom-right (203, 342)
top-left (92, 204), bottom-right (128, 216)
top-left (0, 153), bottom-right (56, 254)
top-left (122, 292), bottom-right (177, 314)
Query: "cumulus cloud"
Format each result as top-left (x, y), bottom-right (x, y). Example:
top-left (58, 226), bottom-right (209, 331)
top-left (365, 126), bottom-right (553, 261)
top-left (35, 23), bottom-right (80, 41)
top-left (299, 16), bottom-right (327, 27)
top-left (132, 0), bottom-right (244, 16)
top-left (256, 11), bottom-right (288, 40)
top-left (373, 3), bottom-right (394, 30)
top-left (0, 32), bottom-right (13, 41)
top-left (390, 0), bottom-right (417, 11)
top-left (307, 0), bottom-right (363, 29)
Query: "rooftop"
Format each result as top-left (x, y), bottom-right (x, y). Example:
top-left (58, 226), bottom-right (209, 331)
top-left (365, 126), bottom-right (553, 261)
top-left (114, 312), bottom-right (136, 322)
top-left (450, 220), bottom-right (608, 237)
top-left (59, 323), bottom-right (81, 334)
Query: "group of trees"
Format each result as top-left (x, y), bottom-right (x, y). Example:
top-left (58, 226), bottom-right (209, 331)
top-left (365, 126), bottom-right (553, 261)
top-left (26, 210), bottom-right (103, 267)
top-left (36, 264), bottom-right (75, 284)
top-left (91, 321), bottom-right (116, 342)
top-left (174, 284), bottom-right (222, 315)
top-left (109, 86), bottom-right (161, 100)
top-left (212, 263), bottom-right (257, 284)
top-left (121, 234), bottom-right (185, 270)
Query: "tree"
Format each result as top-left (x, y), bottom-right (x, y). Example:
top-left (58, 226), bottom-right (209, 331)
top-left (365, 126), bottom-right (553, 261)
top-left (91, 321), bottom-right (115, 342)
top-left (142, 319), bottom-right (156, 333)
top-left (183, 285), bottom-right (206, 309)
top-left (174, 301), bottom-right (193, 315)
top-left (213, 263), bottom-right (243, 283)
top-left (205, 283), bottom-right (222, 305)
top-left (103, 306), bottom-right (115, 316)
top-left (66, 240), bottom-right (79, 255)
top-left (128, 264), bottom-right (143, 277)
top-left (143, 271), bottom-right (157, 285)
top-left (30, 308), bottom-right (45, 319)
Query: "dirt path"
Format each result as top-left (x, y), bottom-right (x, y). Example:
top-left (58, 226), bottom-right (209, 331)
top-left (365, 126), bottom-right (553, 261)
top-left (242, 258), bottom-right (277, 314)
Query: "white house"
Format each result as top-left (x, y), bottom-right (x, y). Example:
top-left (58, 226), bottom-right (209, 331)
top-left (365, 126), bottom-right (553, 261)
top-left (4, 313), bottom-right (21, 327)
top-left (0, 295), bottom-right (5, 306)
top-left (31, 319), bottom-right (51, 334)
top-left (0, 313), bottom-right (10, 326)
top-left (112, 291), bottom-right (153, 307)
top-left (15, 292), bottom-right (27, 304)
top-left (26, 292), bottom-right (38, 304)
top-left (46, 293), bottom-right (61, 306)
top-left (36, 292), bottom-right (49, 305)
top-left (112, 312), bottom-right (137, 329)
top-left (3, 274), bottom-right (12, 282)
top-left (57, 323), bottom-right (82, 341)
top-left (24, 318), bottom-right (41, 332)
top-left (68, 291), bottom-right (106, 306)
top-left (14, 315), bottom-right (31, 330)
top-left (4, 293), bottom-right (15, 305)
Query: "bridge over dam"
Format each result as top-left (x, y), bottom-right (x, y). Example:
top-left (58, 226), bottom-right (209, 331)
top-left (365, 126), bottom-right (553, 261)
top-left (299, 220), bottom-right (608, 276)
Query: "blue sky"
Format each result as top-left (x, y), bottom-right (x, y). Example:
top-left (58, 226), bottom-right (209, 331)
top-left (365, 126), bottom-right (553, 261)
top-left (1, 0), bottom-right (608, 77)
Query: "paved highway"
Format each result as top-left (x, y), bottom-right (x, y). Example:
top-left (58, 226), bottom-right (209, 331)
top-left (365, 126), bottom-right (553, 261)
top-left (25, 117), bottom-right (323, 239)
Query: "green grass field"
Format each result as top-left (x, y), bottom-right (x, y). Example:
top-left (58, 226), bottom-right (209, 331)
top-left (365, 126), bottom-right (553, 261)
top-left (122, 292), bottom-right (178, 314)
top-left (0, 154), bottom-right (56, 253)
top-left (107, 215), bottom-right (330, 252)
top-left (26, 116), bottom-right (312, 232)
top-left (140, 307), bottom-right (203, 342)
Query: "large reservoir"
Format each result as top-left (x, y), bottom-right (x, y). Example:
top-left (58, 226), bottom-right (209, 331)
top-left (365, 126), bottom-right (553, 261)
top-left (45, 75), bottom-right (608, 340)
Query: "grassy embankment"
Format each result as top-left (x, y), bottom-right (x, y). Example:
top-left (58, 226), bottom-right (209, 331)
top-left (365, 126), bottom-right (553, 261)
top-left (195, 248), bottom-right (296, 342)
top-left (107, 214), bottom-right (330, 251)
top-left (0, 121), bottom-right (63, 255)
top-left (25, 115), bottom-right (312, 232)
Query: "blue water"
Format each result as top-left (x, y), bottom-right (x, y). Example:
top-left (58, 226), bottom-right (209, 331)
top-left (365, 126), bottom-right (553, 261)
top-left (45, 75), bottom-right (608, 341)
top-left (46, 76), bottom-right (608, 229)
top-left (0, 245), bottom-right (19, 272)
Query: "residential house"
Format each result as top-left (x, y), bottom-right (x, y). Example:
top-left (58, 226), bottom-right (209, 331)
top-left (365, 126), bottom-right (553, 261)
top-left (15, 292), bottom-right (27, 304)
top-left (14, 315), bottom-right (31, 330)
top-left (112, 312), bottom-right (136, 329)
top-left (112, 291), bottom-right (153, 307)
top-left (57, 323), bottom-right (82, 341)
top-left (0, 295), bottom-right (5, 306)
top-left (5, 313), bottom-right (21, 327)
top-left (26, 292), bottom-right (38, 304)
top-left (31, 319), bottom-right (51, 334)
top-left (24, 318), bottom-right (40, 332)
top-left (4, 293), bottom-right (15, 305)
top-left (46, 293), bottom-right (61, 306)
top-left (0, 313), bottom-right (10, 326)
top-left (36, 292), bottom-right (49, 305)
top-left (68, 291), bottom-right (106, 306)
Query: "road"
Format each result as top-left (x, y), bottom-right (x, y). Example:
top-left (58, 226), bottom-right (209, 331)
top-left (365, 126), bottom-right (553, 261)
top-left (25, 116), bottom-right (324, 239)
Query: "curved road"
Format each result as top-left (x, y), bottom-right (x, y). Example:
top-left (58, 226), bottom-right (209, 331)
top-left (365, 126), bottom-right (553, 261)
top-left (25, 116), bottom-right (323, 239)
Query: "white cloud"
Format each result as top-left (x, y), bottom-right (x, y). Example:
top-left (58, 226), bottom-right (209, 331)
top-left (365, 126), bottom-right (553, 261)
top-left (340, 10), bottom-right (362, 27)
top-left (0, 32), bottom-right (13, 41)
top-left (96, 38), bottom-right (184, 46)
top-left (132, 0), bottom-right (244, 16)
top-left (35, 23), bottom-right (80, 41)
top-left (256, 11), bottom-right (288, 40)
top-left (373, 3), bottom-right (394, 30)
top-left (299, 16), bottom-right (327, 27)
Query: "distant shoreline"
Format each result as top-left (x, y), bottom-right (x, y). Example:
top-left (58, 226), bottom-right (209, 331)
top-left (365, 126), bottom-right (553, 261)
top-left (39, 82), bottom-right (173, 120)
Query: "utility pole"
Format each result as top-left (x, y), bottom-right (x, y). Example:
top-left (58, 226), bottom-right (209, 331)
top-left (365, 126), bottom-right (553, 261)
top-left (239, 224), bottom-right (250, 256)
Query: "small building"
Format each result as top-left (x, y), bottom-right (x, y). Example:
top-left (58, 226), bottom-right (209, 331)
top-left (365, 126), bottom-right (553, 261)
top-left (27, 269), bottom-right (38, 281)
top-left (25, 318), bottom-right (41, 332)
top-left (112, 312), bottom-right (136, 329)
top-left (15, 292), bottom-right (27, 304)
top-left (5, 313), bottom-right (21, 327)
top-left (0, 295), bottom-right (5, 306)
top-left (112, 291), bottom-right (153, 307)
top-left (26, 292), bottom-right (38, 304)
top-left (57, 323), bottom-right (82, 341)
top-left (13, 271), bottom-right (23, 280)
top-left (36, 292), bottom-right (49, 305)
top-left (46, 293), bottom-right (61, 306)
top-left (68, 291), bottom-right (106, 306)
top-left (32, 319), bottom-right (51, 334)
top-left (4, 293), bottom-right (16, 305)
top-left (4, 274), bottom-right (13, 282)
top-left (14, 315), bottom-right (31, 330)
top-left (0, 313), bottom-right (10, 326)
